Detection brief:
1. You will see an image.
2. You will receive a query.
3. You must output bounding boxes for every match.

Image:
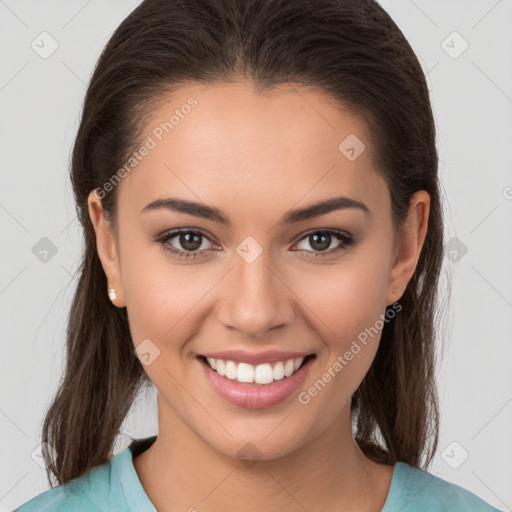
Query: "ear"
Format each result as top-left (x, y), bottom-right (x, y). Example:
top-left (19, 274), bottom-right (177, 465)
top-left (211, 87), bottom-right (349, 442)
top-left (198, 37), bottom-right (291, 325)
top-left (385, 190), bottom-right (430, 306)
top-left (87, 190), bottom-right (126, 307)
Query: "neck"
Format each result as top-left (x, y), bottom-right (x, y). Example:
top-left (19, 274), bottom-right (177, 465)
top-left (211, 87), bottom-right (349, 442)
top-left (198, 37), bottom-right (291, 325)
top-left (133, 395), bottom-right (392, 512)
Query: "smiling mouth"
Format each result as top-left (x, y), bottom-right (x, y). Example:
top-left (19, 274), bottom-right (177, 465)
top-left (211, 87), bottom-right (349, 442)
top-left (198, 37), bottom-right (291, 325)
top-left (197, 354), bottom-right (316, 386)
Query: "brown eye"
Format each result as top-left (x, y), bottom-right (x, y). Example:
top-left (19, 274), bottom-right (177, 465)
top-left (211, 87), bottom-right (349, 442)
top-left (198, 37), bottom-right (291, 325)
top-left (178, 232), bottom-right (202, 251)
top-left (308, 232), bottom-right (332, 251)
top-left (294, 229), bottom-right (355, 257)
top-left (156, 229), bottom-right (216, 259)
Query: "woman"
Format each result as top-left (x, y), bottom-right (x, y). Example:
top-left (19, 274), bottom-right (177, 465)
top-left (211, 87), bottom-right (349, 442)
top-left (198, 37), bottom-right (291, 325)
top-left (15, 0), bottom-right (501, 510)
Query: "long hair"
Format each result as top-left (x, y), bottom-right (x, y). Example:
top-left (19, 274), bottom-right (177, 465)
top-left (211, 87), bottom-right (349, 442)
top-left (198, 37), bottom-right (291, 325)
top-left (41, 0), bottom-right (446, 485)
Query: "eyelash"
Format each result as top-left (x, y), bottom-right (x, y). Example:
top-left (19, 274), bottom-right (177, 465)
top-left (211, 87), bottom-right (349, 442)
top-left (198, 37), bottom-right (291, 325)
top-left (155, 228), bottom-right (356, 260)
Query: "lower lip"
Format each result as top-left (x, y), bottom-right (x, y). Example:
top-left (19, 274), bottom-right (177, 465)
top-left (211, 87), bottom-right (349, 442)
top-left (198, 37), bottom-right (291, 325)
top-left (198, 356), bottom-right (315, 409)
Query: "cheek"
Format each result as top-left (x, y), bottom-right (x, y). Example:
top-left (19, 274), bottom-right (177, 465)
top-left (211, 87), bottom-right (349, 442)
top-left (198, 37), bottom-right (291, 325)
top-left (294, 258), bottom-right (389, 341)
top-left (120, 240), bottom-right (215, 349)
top-left (290, 257), bottom-right (389, 390)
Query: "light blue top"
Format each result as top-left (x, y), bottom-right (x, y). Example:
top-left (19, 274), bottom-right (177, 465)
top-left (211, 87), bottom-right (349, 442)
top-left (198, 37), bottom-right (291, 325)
top-left (14, 435), bottom-right (502, 511)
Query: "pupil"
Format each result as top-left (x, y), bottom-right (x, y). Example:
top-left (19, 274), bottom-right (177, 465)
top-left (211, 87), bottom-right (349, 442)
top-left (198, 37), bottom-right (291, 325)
top-left (181, 232), bottom-right (201, 251)
top-left (310, 232), bottom-right (330, 251)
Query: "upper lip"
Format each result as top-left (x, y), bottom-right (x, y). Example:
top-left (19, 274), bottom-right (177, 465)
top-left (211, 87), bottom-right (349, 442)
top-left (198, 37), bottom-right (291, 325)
top-left (199, 349), bottom-right (314, 365)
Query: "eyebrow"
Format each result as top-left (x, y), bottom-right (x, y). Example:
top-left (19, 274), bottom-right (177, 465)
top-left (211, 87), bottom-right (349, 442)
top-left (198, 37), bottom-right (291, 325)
top-left (140, 195), bottom-right (370, 225)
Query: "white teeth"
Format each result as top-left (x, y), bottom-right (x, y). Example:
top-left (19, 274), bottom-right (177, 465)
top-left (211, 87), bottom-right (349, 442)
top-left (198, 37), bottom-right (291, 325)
top-left (237, 362), bottom-right (255, 383)
top-left (284, 359), bottom-right (295, 377)
top-left (216, 359), bottom-right (225, 376)
top-left (255, 363), bottom-right (274, 384)
top-left (273, 361), bottom-right (285, 380)
top-left (204, 356), bottom-right (307, 385)
top-left (225, 360), bottom-right (237, 379)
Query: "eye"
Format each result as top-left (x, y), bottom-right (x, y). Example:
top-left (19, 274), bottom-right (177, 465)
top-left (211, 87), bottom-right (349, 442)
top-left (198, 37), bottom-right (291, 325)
top-left (293, 229), bottom-right (355, 258)
top-left (156, 229), bottom-right (218, 259)
top-left (155, 228), bottom-right (356, 260)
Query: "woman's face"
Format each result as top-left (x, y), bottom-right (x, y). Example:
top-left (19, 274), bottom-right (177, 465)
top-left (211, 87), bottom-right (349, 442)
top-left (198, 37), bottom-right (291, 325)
top-left (89, 80), bottom-right (428, 461)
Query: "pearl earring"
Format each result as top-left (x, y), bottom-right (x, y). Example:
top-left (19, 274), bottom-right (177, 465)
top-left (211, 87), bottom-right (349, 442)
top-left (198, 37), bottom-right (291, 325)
top-left (108, 289), bottom-right (117, 301)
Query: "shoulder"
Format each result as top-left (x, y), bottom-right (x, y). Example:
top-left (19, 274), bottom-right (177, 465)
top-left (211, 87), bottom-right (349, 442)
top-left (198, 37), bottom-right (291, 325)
top-left (13, 451), bottom-right (127, 512)
top-left (12, 486), bottom-right (102, 511)
top-left (383, 462), bottom-right (503, 512)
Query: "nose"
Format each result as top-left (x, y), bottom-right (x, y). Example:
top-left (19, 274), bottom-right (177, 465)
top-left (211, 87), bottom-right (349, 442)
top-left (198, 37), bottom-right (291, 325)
top-left (216, 249), bottom-right (295, 339)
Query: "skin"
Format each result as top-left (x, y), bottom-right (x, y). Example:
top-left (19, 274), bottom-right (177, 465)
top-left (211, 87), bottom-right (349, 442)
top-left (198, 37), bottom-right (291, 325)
top-left (88, 79), bottom-right (429, 512)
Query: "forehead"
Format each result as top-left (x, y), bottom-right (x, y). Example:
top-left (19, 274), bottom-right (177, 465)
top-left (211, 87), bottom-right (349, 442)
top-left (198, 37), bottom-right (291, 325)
top-left (116, 80), bottom-right (389, 221)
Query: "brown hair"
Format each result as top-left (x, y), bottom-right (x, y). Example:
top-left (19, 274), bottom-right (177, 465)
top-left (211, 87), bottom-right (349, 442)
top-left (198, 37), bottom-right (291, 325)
top-left (42, 0), bottom-right (446, 486)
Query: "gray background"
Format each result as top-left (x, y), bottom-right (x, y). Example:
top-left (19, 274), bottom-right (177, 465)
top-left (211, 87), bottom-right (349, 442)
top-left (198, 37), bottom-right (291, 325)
top-left (1, 1), bottom-right (511, 510)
